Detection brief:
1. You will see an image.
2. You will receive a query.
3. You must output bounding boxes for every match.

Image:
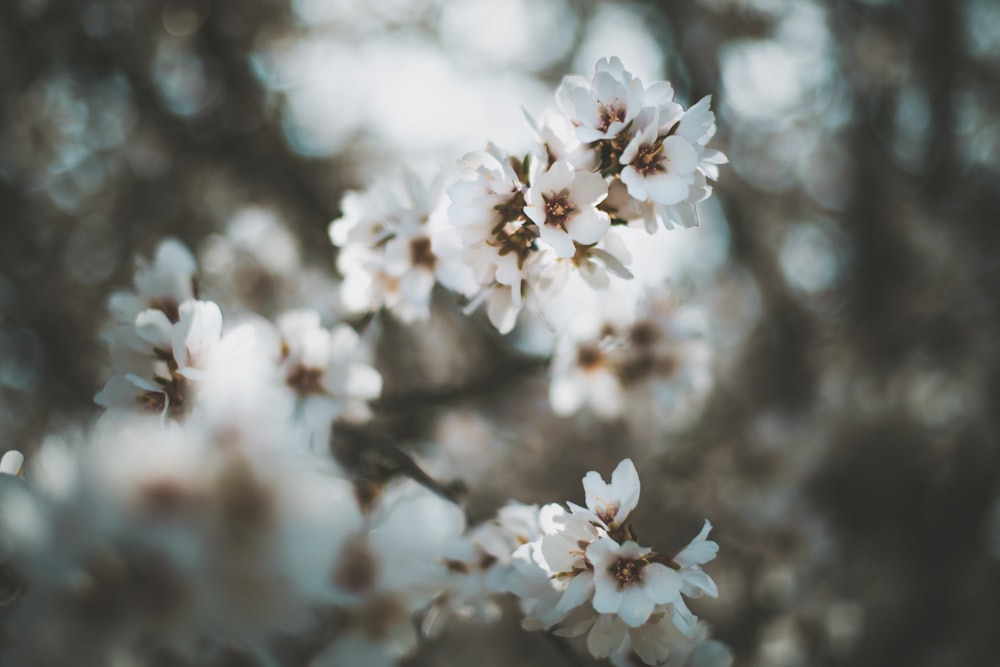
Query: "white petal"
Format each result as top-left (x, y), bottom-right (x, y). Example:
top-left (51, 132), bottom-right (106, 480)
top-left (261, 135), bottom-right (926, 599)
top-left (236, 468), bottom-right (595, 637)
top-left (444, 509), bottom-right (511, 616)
top-left (344, 364), bottom-right (383, 400)
top-left (670, 595), bottom-right (697, 637)
top-left (550, 375), bottom-right (585, 417)
top-left (578, 261), bottom-right (610, 290)
top-left (618, 585), bottom-right (655, 627)
top-left (664, 202), bottom-right (701, 229)
top-left (674, 520), bottom-right (719, 567)
top-left (134, 308), bottom-right (174, 348)
top-left (399, 269), bottom-right (435, 307)
top-left (536, 160), bottom-right (574, 193)
top-left (609, 459), bottom-right (641, 521)
top-left (0, 451), bottom-right (24, 476)
top-left (590, 247), bottom-right (633, 280)
top-left (592, 578), bottom-right (624, 615)
top-left (435, 259), bottom-right (478, 296)
top-left (486, 288), bottom-right (519, 334)
top-left (619, 134), bottom-right (642, 166)
top-left (677, 96), bottom-right (715, 146)
top-left (556, 571), bottom-right (594, 615)
top-left (586, 615), bottom-right (627, 658)
top-left (644, 173), bottom-right (690, 206)
top-left (680, 567), bottom-right (718, 598)
top-left (539, 224), bottom-right (576, 258)
top-left (566, 208), bottom-right (610, 246)
top-left (570, 170), bottom-right (609, 207)
top-left (524, 203), bottom-right (547, 226)
top-left (588, 371), bottom-right (625, 420)
top-left (690, 640), bottom-right (735, 667)
top-left (575, 125), bottom-right (606, 144)
top-left (662, 135), bottom-right (700, 174)
top-left (642, 563), bottom-right (682, 604)
top-left (619, 167), bottom-right (649, 202)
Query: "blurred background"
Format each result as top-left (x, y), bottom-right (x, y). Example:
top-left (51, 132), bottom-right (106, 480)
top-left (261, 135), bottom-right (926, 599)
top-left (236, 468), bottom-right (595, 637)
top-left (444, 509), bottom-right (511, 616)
top-left (2, 0), bottom-right (1000, 665)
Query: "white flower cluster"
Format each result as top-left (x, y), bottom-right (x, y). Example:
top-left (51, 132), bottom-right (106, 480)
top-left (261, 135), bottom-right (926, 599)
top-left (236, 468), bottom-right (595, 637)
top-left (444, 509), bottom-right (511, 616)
top-left (549, 296), bottom-right (713, 421)
top-left (330, 170), bottom-right (478, 323)
top-left (0, 57), bottom-right (732, 667)
top-left (0, 417), bottom-right (527, 666)
top-left (330, 57), bottom-right (727, 334)
top-left (506, 459), bottom-right (730, 666)
top-left (95, 239), bottom-right (382, 450)
top-left (1, 436), bottom-right (727, 667)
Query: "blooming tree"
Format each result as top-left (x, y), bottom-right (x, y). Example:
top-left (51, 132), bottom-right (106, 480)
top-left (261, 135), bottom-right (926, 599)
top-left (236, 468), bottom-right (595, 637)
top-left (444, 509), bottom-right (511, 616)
top-left (0, 58), bottom-right (730, 667)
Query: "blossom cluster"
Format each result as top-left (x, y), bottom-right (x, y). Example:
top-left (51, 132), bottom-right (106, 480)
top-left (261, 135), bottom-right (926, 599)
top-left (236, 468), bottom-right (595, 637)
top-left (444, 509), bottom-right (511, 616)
top-left (95, 239), bottom-right (382, 450)
top-left (0, 431), bottom-right (728, 667)
top-left (330, 57), bottom-right (726, 335)
top-left (507, 459), bottom-right (728, 666)
top-left (329, 57), bottom-right (725, 422)
top-left (0, 57), bottom-right (731, 667)
top-left (549, 294), bottom-right (713, 422)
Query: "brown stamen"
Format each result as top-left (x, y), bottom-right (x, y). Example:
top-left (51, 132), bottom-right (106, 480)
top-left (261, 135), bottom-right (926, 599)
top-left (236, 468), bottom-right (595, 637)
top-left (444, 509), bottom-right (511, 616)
top-left (609, 557), bottom-right (643, 588)
top-left (409, 237), bottom-right (436, 269)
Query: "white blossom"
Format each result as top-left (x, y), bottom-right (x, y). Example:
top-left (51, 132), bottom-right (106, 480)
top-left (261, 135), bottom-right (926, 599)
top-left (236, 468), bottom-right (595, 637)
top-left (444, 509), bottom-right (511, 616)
top-left (556, 56), bottom-right (648, 144)
top-left (524, 160), bottom-right (610, 258)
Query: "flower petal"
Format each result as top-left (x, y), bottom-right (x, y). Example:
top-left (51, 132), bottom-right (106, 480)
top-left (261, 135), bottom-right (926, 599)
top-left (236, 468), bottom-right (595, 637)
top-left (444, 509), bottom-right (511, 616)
top-left (619, 584), bottom-right (655, 627)
top-left (566, 208), bottom-right (610, 246)
top-left (644, 173), bottom-right (690, 206)
top-left (642, 562), bottom-right (683, 604)
top-left (539, 224), bottom-right (576, 258)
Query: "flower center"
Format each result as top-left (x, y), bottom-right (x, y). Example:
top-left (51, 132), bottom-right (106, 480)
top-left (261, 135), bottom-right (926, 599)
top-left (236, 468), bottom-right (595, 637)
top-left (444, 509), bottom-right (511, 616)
top-left (595, 500), bottom-right (620, 525)
top-left (148, 297), bottom-right (182, 324)
top-left (598, 104), bottom-right (627, 132)
top-left (137, 373), bottom-right (189, 420)
top-left (629, 321), bottom-right (659, 347)
top-left (577, 344), bottom-right (605, 370)
top-left (286, 364), bottom-right (325, 397)
top-left (409, 236), bottom-right (437, 269)
top-left (543, 190), bottom-right (576, 229)
top-left (634, 141), bottom-right (666, 176)
top-left (489, 222), bottom-right (538, 269)
top-left (609, 557), bottom-right (643, 587)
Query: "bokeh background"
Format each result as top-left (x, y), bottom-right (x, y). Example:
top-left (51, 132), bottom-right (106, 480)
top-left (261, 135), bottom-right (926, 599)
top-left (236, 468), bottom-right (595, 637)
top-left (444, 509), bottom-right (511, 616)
top-left (2, 0), bottom-right (1000, 665)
